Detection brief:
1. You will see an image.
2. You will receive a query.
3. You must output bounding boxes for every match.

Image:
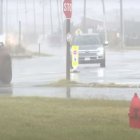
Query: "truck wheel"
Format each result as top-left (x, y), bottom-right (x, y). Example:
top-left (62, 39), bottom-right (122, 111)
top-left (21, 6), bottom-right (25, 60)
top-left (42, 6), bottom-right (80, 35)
top-left (0, 55), bottom-right (12, 84)
top-left (100, 60), bottom-right (105, 68)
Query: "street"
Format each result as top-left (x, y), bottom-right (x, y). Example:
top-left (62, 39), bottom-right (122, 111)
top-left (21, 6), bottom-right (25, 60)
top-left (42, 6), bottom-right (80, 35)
top-left (0, 0), bottom-right (138, 101)
top-left (77, 49), bottom-right (140, 84)
top-left (12, 48), bottom-right (140, 86)
top-left (1, 47), bottom-right (140, 100)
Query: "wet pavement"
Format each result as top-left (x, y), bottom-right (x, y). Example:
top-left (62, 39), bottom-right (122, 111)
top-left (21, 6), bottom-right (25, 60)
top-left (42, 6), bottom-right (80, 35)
top-left (0, 85), bottom-right (139, 101)
top-left (75, 50), bottom-right (140, 84)
top-left (1, 46), bottom-right (140, 100)
top-left (12, 48), bottom-right (140, 86)
top-left (12, 86), bottom-right (140, 101)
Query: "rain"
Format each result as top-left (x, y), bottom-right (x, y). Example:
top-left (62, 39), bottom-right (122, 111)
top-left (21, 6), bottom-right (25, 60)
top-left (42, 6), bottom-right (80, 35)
top-left (0, 0), bottom-right (140, 100)
top-left (1, 0), bottom-right (140, 139)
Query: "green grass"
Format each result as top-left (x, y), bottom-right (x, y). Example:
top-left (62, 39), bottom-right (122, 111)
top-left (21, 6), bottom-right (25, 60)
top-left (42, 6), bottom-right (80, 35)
top-left (0, 97), bottom-right (139, 140)
top-left (39, 79), bottom-right (140, 88)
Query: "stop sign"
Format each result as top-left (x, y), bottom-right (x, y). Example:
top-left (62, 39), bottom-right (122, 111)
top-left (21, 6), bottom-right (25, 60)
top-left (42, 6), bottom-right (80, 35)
top-left (63, 0), bottom-right (72, 19)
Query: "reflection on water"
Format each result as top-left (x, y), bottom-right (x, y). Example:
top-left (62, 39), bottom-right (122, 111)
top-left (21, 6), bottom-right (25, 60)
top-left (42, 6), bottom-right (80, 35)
top-left (66, 87), bottom-right (71, 98)
top-left (0, 81), bottom-right (138, 101)
top-left (11, 86), bottom-right (139, 101)
top-left (71, 73), bottom-right (79, 82)
top-left (97, 68), bottom-right (105, 78)
top-left (71, 67), bottom-right (105, 83)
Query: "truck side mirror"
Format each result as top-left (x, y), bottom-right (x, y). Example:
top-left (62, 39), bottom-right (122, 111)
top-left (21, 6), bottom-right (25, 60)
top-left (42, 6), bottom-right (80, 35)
top-left (104, 41), bottom-right (109, 46)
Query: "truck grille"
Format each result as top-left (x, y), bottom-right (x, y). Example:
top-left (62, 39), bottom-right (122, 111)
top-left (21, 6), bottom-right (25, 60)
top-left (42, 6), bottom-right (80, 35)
top-left (79, 52), bottom-right (97, 57)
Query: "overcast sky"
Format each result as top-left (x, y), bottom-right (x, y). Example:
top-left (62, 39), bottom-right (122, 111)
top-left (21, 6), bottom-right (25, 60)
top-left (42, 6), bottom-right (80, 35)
top-left (3, 0), bottom-right (140, 34)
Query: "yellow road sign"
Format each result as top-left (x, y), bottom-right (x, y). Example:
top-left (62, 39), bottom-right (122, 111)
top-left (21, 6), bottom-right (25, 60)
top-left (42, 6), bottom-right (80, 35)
top-left (75, 29), bottom-right (82, 35)
top-left (71, 45), bottom-right (79, 69)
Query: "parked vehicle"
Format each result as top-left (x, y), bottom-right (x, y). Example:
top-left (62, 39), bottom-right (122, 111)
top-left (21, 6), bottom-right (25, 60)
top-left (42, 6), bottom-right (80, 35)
top-left (73, 33), bottom-right (106, 67)
top-left (0, 42), bottom-right (12, 84)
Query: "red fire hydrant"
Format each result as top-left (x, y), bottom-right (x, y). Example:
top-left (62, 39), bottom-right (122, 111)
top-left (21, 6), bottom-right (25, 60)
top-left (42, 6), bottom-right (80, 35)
top-left (128, 93), bottom-right (140, 129)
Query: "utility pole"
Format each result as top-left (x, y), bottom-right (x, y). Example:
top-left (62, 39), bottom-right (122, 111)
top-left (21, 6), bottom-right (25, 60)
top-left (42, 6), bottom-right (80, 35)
top-left (42, 0), bottom-right (45, 38)
top-left (24, 0), bottom-right (28, 29)
top-left (60, 0), bottom-right (64, 42)
top-left (120, 0), bottom-right (124, 48)
top-left (101, 0), bottom-right (108, 42)
top-left (60, 0), bottom-right (64, 26)
top-left (17, 0), bottom-right (19, 23)
top-left (6, 0), bottom-right (9, 35)
top-left (18, 21), bottom-right (21, 49)
top-left (33, 0), bottom-right (36, 35)
top-left (0, 0), bottom-right (3, 34)
top-left (56, 0), bottom-right (61, 32)
top-left (83, 0), bottom-right (87, 33)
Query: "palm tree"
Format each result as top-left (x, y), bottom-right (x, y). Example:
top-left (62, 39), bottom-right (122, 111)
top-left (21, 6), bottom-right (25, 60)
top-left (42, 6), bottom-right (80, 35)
top-left (42, 0), bottom-right (45, 38)
top-left (6, 0), bottom-right (9, 35)
top-left (101, 0), bottom-right (107, 42)
top-left (0, 0), bottom-right (3, 34)
top-left (56, 0), bottom-right (61, 32)
top-left (33, 0), bottom-right (36, 35)
top-left (50, 0), bottom-right (53, 34)
top-left (24, 0), bottom-right (28, 28)
top-left (83, 0), bottom-right (87, 32)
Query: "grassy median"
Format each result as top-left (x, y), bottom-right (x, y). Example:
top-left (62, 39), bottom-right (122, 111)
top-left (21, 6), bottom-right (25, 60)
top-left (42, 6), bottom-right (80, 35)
top-left (0, 97), bottom-right (140, 140)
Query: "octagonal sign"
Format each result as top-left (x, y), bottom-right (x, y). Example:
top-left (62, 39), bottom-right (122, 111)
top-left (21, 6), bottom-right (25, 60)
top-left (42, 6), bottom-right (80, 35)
top-left (63, 0), bottom-right (72, 19)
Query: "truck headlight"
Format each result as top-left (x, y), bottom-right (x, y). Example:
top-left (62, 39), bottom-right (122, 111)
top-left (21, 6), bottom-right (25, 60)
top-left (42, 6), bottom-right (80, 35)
top-left (97, 47), bottom-right (104, 56)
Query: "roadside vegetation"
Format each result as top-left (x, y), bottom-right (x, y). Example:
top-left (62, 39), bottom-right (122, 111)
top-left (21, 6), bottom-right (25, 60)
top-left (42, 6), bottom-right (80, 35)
top-left (39, 79), bottom-right (140, 88)
top-left (0, 97), bottom-right (140, 140)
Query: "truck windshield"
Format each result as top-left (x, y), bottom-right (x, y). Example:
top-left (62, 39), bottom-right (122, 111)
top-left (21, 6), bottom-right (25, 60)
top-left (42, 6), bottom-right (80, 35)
top-left (74, 35), bottom-right (101, 46)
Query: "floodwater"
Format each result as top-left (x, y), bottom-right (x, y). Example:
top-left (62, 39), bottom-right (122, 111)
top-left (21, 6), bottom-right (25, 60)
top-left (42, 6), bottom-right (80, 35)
top-left (12, 48), bottom-right (140, 86)
top-left (0, 85), bottom-right (139, 101)
top-left (1, 46), bottom-right (140, 101)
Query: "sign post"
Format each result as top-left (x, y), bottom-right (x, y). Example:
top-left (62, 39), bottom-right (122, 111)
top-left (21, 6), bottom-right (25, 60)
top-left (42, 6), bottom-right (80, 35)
top-left (63, 0), bottom-right (72, 81)
top-left (66, 19), bottom-right (71, 81)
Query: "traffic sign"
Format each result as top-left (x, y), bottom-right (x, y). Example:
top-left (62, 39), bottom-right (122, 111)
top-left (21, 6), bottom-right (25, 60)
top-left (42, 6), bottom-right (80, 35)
top-left (64, 0), bottom-right (72, 81)
top-left (71, 45), bottom-right (79, 69)
top-left (63, 0), bottom-right (72, 19)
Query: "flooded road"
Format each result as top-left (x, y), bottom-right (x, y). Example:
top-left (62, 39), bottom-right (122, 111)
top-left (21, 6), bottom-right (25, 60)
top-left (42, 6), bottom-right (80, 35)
top-left (12, 87), bottom-right (140, 100)
top-left (0, 85), bottom-right (139, 101)
top-left (12, 48), bottom-right (140, 86)
top-left (1, 47), bottom-right (140, 100)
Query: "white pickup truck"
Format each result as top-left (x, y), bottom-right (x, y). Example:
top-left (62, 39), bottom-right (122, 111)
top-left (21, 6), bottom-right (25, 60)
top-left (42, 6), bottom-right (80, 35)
top-left (73, 33), bottom-right (106, 67)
